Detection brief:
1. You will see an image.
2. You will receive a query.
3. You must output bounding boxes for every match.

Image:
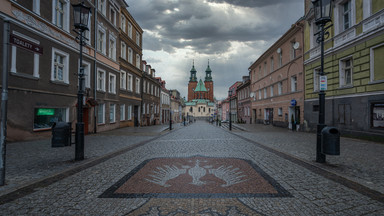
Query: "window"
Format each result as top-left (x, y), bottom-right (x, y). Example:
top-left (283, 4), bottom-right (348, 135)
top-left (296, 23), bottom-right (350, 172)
top-left (10, 32), bottom-right (40, 78)
top-left (270, 57), bottom-right (274, 72)
top-left (258, 89), bottom-right (262, 99)
top-left (342, 0), bottom-right (351, 30)
top-left (136, 54), bottom-right (141, 68)
top-left (270, 85), bottom-right (274, 97)
top-left (143, 81), bottom-right (146, 93)
top-left (53, 0), bottom-right (69, 31)
top-left (136, 32), bottom-right (140, 46)
top-left (147, 82), bottom-right (150, 93)
top-left (110, 104), bottom-right (116, 123)
top-left (340, 58), bottom-right (353, 87)
top-left (121, 42), bottom-right (126, 60)
top-left (97, 26), bottom-right (106, 54)
top-left (33, 0), bottom-right (40, 15)
top-left (109, 73), bottom-right (116, 94)
top-left (127, 105), bottom-right (132, 120)
top-left (278, 108), bottom-right (283, 116)
top-left (278, 82), bottom-right (282, 95)
top-left (98, 0), bottom-right (106, 16)
top-left (127, 74), bottom-right (133, 91)
top-left (128, 22), bottom-right (133, 38)
top-left (110, 7), bottom-right (116, 26)
top-left (79, 61), bottom-right (91, 89)
top-left (120, 104), bottom-right (125, 121)
top-left (97, 104), bottom-right (105, 124)
top-left (370, 44), bottom-right (384, 82)
top-left (120, 71), bottom-right (127, 89)
top-left (264, 88), bottom-right (267, 98)
top-left (314, 68), bottom-right (320, 91)
top-left (97, 69), bottom-right (106, 91)
top-left (109, 35), bottom-right (116, 60)
top-left (135, 78), bottom-right (140, 94)
top-left (278, 50), bottom-right (283, 67)
top-left (121, 15), bottom-right (126, 32)
top-left (128, 47), bottom-right (133, 64)
top-left (264, 62), bottom-right (267, 76)
top-left (258, 66), bottom-right (262, 78)
top-left (291, 42), bottom-right (296, 60)
top-left (33, 108), bottom-right (68, 130)
top-left (372, 103), bottom-right (384, 128)
top-left (291, 76), bottom-right (297, 92)
top-left (151, 84), bottom-right (154, 95)
top-left (51, 48), bottom-right (69, 83)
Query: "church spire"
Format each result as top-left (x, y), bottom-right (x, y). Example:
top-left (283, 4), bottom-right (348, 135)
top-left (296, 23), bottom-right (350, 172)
top-left (205, 59), bottom-right (212, 82)
top-left (189, 60), bottom-right (197, 82)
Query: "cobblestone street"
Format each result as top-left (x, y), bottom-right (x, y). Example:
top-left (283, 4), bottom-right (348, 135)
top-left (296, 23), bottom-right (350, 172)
top-left (0, 121), bottom-right (383, 215)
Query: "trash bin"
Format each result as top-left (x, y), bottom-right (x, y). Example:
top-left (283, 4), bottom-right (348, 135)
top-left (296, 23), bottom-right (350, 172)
top-left (52, 122), bottom-right (71, 147)
top-left (321, 126), bottom-right (340, 155)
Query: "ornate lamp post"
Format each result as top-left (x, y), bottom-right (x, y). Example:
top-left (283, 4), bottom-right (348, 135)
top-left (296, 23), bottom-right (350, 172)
top-left (312, 0), bottom-right (333, 163)
top-left (228, 89), bottom-right (232, 131)
top-left (72, 2), bottom-right (91, 161)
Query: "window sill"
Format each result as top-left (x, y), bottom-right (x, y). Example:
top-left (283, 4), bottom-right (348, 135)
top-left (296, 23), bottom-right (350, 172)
top-left (50, 80), bottom-right (69, 86)
top-left (338, 85), bottom-right (354, 89)
top-left (97, 90), bottom-right (106, 93)
top-left (10, 72), bottom-right (39, 80)
top-left (33, 128), bottom-right (51, 132)
top-left (369, 80), bottom-right (384, 85)
top-left (97, 123), bottom-right (105, 126)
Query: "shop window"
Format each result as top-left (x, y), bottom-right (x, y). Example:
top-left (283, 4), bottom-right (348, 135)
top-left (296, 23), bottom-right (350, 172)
top-left (110, 104), bottom-right (116, 123)
top-left (120, 104), bottom-right (125, 121)
top-left (372, 103), bottom-right (384, 128)
top-left (97, 104), bottom-right (105, 124)
top-left (34, 108), bottom-right (68, 130)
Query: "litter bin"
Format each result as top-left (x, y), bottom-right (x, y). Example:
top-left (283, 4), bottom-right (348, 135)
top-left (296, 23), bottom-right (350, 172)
top-left (52, 122), bottom-right (71, 147)
top-left (321, 126), bottom-right (340, 155)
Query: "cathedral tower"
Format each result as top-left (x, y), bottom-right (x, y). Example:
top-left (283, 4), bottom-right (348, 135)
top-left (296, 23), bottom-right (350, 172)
top-left (204, 60), bottom-right (214, 102)
top-left (188, 61), bottom-right (198, 101)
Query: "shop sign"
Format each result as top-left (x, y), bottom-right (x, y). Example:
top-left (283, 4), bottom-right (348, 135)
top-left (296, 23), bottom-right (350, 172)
top-left (10, 34), bottom-right (43, 55)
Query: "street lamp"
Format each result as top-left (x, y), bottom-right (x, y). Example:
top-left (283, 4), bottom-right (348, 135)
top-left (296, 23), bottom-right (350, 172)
top-left (72, 2), bottom-right (91, 161)
top-left (312, 0), bottom-right (333, 163)
top-left (228, 89), bottom-right (232, 131)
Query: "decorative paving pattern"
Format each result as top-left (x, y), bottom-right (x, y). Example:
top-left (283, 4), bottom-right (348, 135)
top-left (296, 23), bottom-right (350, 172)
top-left (99, 156), bottom-right (291, 199)
top-left (127, 198), bottom-right (266, 215)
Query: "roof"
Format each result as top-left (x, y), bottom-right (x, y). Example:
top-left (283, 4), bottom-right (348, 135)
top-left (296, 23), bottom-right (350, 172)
top-left (194, 79), bottom-right (207, 92)
top-left (185, 99), bottom-right (215, 107)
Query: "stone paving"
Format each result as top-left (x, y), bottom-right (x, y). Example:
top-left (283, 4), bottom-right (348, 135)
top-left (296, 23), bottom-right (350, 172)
top-left (0, 121), bottom-right (383, 215)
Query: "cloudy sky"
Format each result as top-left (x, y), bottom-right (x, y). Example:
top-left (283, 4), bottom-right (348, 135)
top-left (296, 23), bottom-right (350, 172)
top-left (126, 0), bottom-right (304, 100)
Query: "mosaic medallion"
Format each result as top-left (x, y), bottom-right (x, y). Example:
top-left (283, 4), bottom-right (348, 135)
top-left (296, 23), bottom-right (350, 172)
top-left (100, 156), bottom-right (290, 199)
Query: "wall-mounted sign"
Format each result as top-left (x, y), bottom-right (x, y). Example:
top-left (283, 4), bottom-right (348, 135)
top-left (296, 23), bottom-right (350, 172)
top-left (290, 99), bottom-right (297, 106)
top-left (10, 34), bottom-right (43, 55)
top-left (320, 76), bottom-right (327, 91)
top-left (37, 108), bottom-right (55, 116)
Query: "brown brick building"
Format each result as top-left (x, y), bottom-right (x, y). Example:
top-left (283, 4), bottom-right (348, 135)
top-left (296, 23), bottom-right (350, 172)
top-left (249, 18), bottom-right (305, 130)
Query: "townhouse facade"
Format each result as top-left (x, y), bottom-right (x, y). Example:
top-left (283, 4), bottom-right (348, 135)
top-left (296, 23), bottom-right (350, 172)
top-left (228, 81), bottom-right (242, 123)
top-left (156, 77), bottom-right (170, 124)
top-left (118, 4), bottom-right (143, 128)
top-left (249, 19), bottom-right (305, 129)
top-left (0, 0), bottom-right (169, 141)
top-left (303, 0), bottom-right (384, 137)
top-left (236, 76), bottom-right (251, 124)
top-left (141, 62), bottom-right (161, 126)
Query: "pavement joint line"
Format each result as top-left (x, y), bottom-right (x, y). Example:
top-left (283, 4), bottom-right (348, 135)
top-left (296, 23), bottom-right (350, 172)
top-left (0, 128), bottom-right (179, 205)
top-left (231, 132), bottom-right (384, 204)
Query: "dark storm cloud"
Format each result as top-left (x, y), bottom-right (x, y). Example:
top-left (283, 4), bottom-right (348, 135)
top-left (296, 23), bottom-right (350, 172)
top-left (128, 0), bottom-right (302, 54)
top-left (206, 0), bottom-right (302, 8)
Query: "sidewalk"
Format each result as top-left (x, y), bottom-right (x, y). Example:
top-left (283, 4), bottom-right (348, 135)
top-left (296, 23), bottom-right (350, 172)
top-left (0, 124), bottom-right (178, 196)
top-left (233, 123), bottom-right (384, 194)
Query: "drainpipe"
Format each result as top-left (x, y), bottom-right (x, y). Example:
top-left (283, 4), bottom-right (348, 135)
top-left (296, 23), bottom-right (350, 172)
top-left (0, 18), bottom-right (10, 186)
top-left (93, 1), bottom-right (98, 133)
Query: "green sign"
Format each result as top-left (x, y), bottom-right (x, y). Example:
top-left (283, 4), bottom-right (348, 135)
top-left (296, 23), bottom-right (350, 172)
top-left (37, 108), bottom-right (55, 116)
